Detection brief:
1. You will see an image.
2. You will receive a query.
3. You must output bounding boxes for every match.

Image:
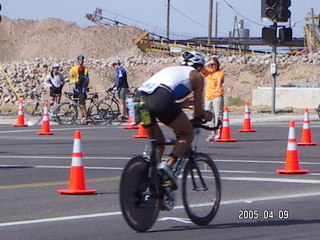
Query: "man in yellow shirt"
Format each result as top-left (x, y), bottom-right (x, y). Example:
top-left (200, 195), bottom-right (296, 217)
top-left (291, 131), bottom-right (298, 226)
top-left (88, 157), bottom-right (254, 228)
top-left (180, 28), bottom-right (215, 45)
top-left (69, 55), bottom-right (90, 124)
top-left (202, 57), bottom-right (224, 141)
top-left (69, 55), bottom-right (89, 87)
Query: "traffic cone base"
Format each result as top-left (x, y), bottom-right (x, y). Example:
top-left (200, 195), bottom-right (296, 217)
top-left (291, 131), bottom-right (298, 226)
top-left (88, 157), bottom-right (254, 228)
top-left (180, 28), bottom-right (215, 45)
top-left (297, 142), bottom-right (317, 146)
top-left (215, 138), bottom-right (237, 142)
top-left (238, 129), bottom-right (256, 132)
top-left (277, 169), bottom-right (309, 174)
top-left (276, 120), bottom-right (309, 174)
top-left (132, 124), bottom-right (149, 138)
top-left (57, 130), bottom-right (97, 195)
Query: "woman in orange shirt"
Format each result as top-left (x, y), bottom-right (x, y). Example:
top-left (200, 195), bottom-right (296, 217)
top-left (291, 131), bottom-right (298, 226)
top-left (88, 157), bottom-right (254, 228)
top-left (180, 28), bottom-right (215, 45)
top-left (202, 57), bottom-right (224, 141)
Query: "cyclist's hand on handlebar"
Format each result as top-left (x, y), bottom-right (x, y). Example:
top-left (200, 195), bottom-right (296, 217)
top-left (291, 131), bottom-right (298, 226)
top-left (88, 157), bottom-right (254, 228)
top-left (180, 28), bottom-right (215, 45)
top-left (180, 97), bottom-right (194, 109)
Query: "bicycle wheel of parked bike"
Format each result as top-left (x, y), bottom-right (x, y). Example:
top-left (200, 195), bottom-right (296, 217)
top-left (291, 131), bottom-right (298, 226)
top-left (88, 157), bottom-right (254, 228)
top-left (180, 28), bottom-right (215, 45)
top-left (55, 102), bottom-right (78, 125)
top-left (120, 156), bottom-right (160, 232)
top-left (317, 104), bottom-right (320, 118)
top-left (89, 101), bottom-right (113, 125)
top-left (23, 102), bottom-right (43, 126)
top-left (182, 153), bottom-right (221, 226)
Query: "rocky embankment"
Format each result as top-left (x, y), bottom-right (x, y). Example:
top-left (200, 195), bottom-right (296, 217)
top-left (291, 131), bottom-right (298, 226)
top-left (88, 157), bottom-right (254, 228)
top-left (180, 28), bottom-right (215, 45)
top-left (1, 52), bottom-right (320, 106)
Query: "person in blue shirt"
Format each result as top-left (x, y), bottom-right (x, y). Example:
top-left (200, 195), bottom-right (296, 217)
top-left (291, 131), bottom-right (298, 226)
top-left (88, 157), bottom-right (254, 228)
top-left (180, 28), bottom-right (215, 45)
top-left (112, 60), bottom-right (129, 121)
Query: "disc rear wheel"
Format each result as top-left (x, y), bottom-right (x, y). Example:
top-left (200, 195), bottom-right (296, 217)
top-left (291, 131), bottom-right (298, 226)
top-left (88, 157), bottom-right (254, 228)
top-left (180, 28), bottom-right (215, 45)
top-left (120, 156), bottom-right (160, 232)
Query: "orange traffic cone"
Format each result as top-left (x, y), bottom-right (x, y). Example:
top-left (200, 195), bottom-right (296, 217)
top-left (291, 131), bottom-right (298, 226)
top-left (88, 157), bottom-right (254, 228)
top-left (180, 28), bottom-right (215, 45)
top-left (13, 99), bottom-right (28, 127)
top-left (238, 102), bottom-right (256, 132)
top-left (215, 106), bottom-right (237, 142)
top-left (277, 120), bottom-right (309, 174)
top-left (132, 124), bottom-right (149, 138)
top-left (58, 130), bottom-right (97, 194)
top-left (123, 116), bottom-right (139, 129)
top-left (37, 102), bottom-right (53, 135)
top-left (297, 108), bottom-right (317, 146)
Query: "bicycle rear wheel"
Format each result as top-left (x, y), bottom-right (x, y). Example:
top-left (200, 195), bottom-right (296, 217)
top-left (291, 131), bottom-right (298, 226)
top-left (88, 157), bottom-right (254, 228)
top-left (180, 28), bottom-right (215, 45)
top-left (120, 156), bottom-right (160, 232)
top-left (89, 101), bottom-right (113, 125)
top-left (55, 102), bottom-right (78, 125)
top-left (23, 102), bottom-right (43, 126)
top-left (182, 153), bottom-right (221, 226)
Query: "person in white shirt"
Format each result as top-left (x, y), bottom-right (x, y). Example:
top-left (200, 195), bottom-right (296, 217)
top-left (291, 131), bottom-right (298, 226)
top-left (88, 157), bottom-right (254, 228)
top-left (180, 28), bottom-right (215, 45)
top-left (44, 63), bottom-right (65, 103)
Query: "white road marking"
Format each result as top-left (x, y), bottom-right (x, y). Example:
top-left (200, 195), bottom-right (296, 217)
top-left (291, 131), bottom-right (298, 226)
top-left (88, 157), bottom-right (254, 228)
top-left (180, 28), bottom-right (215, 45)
top-left (158, 217), bottom-right (192, 224)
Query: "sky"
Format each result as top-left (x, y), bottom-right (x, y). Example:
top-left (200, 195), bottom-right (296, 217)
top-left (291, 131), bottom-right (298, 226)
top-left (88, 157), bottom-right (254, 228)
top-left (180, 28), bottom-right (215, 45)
top-left (0, 0), bottom-right (319, 39)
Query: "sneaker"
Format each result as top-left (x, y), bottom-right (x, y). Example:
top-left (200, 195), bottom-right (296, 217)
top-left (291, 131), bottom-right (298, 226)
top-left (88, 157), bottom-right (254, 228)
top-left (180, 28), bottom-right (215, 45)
top-left (214, 134), bottom-right (220, 140)
top-left (206, 135), bottom-right (215, 142)
top-left (80, 119), bottom-right (87, 125)
top-left (117, 116), bottom-right (127, 122)
top-left (157, 161), bottom-right (178, 190)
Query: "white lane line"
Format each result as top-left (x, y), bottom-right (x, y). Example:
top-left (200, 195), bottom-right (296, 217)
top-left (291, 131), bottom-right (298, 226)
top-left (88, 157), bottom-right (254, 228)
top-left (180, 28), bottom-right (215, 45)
top-left (0, 126), bottom-right (121, 134)
top-left (215, 159), bottom-right (320, 165)
top-left (0, 212), bottom-right (121, 227)
top-left (0, 155), bottom-right (131, 160)
top-left (1, 155), bottom-right (320, 166)
top-left (222, 176), bottom-right (320, 184)
top-left (2, 191), bottom-right (320, 228)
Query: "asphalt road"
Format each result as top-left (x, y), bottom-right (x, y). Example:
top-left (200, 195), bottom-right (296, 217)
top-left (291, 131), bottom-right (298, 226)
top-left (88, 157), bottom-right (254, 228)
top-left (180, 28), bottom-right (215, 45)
top-left (1, 120), bottom-right (320, 240)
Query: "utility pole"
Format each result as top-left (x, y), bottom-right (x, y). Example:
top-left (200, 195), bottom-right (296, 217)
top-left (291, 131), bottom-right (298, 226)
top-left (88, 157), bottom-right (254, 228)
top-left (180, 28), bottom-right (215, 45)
top-left (208, 0), bottom-right (213, 45)
top-left (215, 2), bottom-right (218, 38)
top-left (166, 0), bottom-right (170, 39)
top-left (311, 8), bottom-right (317, 52)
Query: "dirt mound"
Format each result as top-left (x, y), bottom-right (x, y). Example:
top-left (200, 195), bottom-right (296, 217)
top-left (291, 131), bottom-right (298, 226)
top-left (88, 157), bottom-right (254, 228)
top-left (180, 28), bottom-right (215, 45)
top-left (0, 16), bottom-right (143, 62)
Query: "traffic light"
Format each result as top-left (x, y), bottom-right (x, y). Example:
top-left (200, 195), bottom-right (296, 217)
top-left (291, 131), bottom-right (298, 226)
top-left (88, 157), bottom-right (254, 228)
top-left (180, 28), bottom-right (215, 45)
top-left (261, 0), bottom-right (291, 22)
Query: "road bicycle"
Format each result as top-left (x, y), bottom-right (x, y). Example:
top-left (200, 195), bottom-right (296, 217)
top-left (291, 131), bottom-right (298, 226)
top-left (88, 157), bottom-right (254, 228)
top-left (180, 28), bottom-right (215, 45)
top-left (55, 91), bottom-right (113, 125)
top-left (120, 119), bottom-right (222, 232)
top-left (23, 92), bottom-right (61, 126)
top-left (105, 88), bottom-right (135, 125)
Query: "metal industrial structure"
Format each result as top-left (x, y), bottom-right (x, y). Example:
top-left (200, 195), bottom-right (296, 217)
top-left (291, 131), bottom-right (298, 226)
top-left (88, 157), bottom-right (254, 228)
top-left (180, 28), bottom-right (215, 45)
top-left (85, 8), bottom-right (307, 56)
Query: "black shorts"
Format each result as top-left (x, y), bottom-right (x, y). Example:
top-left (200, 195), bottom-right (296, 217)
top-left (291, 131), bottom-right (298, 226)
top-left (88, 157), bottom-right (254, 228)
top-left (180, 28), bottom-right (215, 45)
top-left (137, 87), bottom-right (182, 125)
top-left (50, 86), bottom-right (62, 97)
top-left (73, 91), bottom-right (87, 105)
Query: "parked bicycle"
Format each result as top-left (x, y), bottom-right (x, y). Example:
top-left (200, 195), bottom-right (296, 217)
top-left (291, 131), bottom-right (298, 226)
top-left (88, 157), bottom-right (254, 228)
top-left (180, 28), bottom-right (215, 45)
top-left (55, 91), bottom-right (113, 125)
top-left (105, 88), bottom-right (135, 125)
top-left (23, 92), bottom-right (61, 126)
top-left (119, 119), bottom-right (222, 232)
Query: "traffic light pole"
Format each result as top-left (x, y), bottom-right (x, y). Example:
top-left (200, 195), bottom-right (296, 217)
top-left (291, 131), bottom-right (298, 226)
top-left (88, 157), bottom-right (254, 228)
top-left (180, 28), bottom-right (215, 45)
top-left (271, 44), bottom-right (277, 114)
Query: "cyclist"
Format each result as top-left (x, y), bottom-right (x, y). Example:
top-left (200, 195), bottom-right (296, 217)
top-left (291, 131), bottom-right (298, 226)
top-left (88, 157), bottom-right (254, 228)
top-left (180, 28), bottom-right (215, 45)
top-left (112, 60), bottom-right (129, 121)
top-left (44, 63), bottom-right (65, 104)
top-left (136, 51), bottom-right (212, 190)
top-left (74, 66), bottom-right (90, 124)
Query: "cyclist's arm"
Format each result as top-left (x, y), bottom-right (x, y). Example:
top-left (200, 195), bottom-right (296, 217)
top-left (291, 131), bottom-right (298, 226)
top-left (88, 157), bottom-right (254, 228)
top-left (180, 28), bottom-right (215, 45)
top-left (190, 71), bottom-right (205, 118)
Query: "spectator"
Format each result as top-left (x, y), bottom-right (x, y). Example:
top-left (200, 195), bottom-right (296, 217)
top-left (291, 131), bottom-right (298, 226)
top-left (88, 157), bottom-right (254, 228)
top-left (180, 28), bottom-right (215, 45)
top-left (69, 55), bottom-right (90, 124)
top-left (44, 63), bottom-right (65, 104)
top-left (74, 66), bottom-right (90, 125)
top-left (202, 57), bottom-right (224, 141)
top-left (112, 60), bottom-right (129, 121)
top-left (69, 55), bottom-right (89, 89)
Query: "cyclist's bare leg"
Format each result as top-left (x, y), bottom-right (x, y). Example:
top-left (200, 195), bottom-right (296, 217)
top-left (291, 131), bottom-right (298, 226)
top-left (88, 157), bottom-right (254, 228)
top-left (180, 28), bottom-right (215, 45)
top-left (119, 99), bottom-right (126, 117)
top-left (146, 122), bottom-right (165, 162)
top-left (166, 112), bottom-right (194, 166)
top-left (79, 104), bottom-right (88, 120)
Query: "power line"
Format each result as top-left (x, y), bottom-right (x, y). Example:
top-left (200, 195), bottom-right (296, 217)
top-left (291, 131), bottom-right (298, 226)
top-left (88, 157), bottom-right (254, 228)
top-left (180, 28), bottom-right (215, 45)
top-left (221, 0), bottom-right (265, 27)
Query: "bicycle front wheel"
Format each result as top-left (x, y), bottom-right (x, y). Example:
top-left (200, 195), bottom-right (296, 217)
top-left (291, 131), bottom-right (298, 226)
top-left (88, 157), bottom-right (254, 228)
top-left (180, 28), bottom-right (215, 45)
top-left (89, 101), bottom-right (113, 125)
top-left (120, 156), bottom-right (160, 232)
top-left (182, 153), bottom-right (221, 226)
top-left (55, 102), bottom-right (78, 125)
top-left (23, 102), bottom-right (43, 126)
